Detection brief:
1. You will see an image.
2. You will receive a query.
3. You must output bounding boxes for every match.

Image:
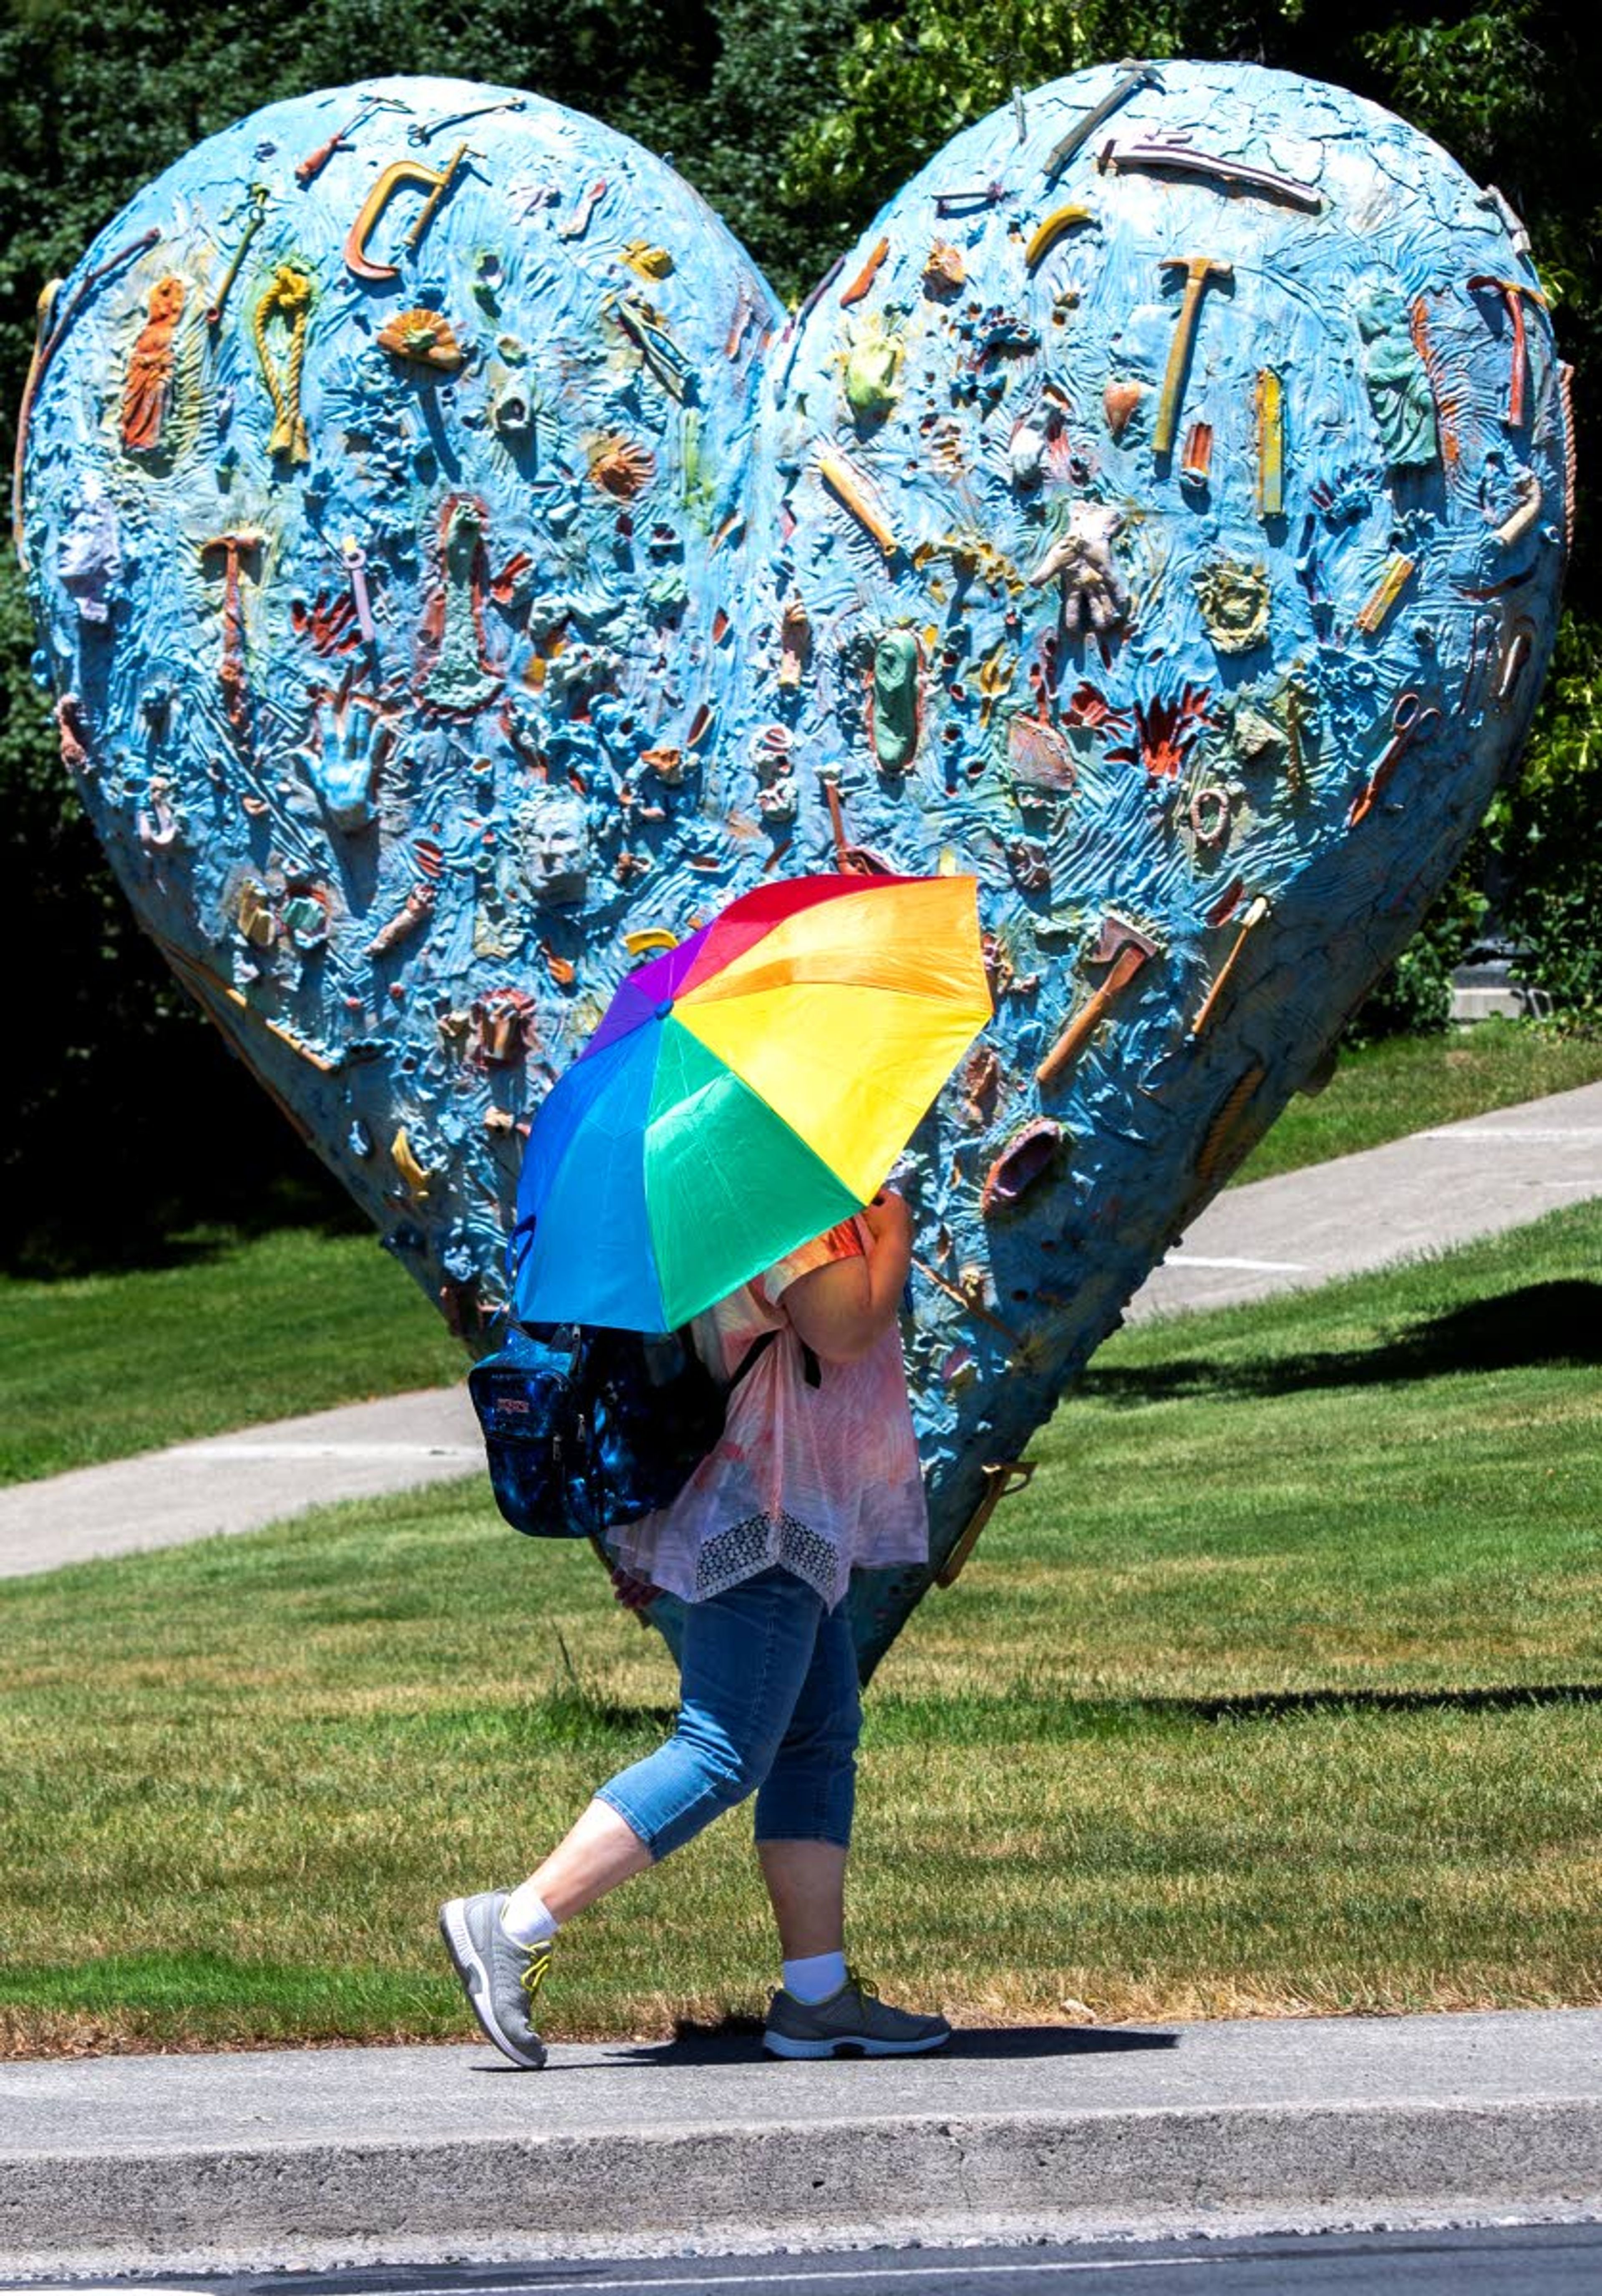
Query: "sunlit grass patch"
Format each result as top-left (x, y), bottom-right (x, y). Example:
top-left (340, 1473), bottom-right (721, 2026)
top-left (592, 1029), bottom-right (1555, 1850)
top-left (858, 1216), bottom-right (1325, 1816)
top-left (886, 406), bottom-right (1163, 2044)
top-left (0, 1225), bottom-right (462, 1484)
top-left (1231, 1016), bottom-right (1602, 1184)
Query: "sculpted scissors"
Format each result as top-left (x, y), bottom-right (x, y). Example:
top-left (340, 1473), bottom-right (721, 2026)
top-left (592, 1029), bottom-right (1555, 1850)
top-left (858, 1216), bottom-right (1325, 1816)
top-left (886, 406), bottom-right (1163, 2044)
top-left (1348, 690), bottom-right (1442, 827)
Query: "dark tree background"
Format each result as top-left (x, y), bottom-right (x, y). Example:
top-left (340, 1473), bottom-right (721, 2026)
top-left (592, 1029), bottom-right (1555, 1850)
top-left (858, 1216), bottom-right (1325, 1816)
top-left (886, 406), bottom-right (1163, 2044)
top-left (3, 0), bottom-right (1595, 1269)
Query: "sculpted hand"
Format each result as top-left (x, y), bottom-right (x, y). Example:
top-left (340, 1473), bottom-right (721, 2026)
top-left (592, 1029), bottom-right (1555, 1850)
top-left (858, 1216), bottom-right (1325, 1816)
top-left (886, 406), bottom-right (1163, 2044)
top-left (302, 687), bottom-right (393, 831)
top-left (1027, 502), bottom-right (1129, 639)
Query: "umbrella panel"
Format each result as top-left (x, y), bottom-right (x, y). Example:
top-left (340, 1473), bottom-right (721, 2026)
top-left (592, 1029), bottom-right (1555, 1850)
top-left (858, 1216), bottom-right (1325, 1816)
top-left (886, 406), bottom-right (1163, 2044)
top-left (665, 870), bottom-right (923, 999)
top-left (675, 978), bottom-right (987, 1204)
top-left (680, 875), bottom-right (987, 1011)
top-left (645, 1019), bottom-right (861, 1328)
top-left (511, 1022), bottom-right (668, 1331)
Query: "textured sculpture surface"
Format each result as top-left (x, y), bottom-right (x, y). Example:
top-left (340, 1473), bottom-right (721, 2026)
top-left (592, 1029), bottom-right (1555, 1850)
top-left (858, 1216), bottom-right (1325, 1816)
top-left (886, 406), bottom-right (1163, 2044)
top-left (19, 63), bottom-right (1570, 1673)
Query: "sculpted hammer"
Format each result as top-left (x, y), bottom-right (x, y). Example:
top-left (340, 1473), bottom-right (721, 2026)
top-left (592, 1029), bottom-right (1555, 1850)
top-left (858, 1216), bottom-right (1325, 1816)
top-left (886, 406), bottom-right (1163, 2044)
top-left (1154, 256), bottom-right (1233, 462)
top-left (1189, 894), bottom-right (1271, 1039)
top-left (1466, 275), bottom-right (1550, 428)
top-left (201, 528), bottom-right (264, 738)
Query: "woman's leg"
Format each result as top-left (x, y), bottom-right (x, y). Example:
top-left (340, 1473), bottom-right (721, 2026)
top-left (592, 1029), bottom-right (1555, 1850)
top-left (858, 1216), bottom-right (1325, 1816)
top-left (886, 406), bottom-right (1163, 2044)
top-left (751, 1605), bottom-right (950, 2055)
top-left (540, 1567), bottom-right (824, 1904)
top-left (520, 1797), bottom-right (654, 1924)
top-left (758, 1839), bottom-right (847, 1959)
top-left (442, 1572), bottom-right (827, 2069)
top-left (753, 1599), bottom-right (861, 1959)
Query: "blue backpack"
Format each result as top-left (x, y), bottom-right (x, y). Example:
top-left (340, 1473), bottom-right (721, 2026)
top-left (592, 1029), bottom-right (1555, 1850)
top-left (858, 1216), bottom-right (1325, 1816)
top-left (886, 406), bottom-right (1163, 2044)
top-left (470, 1321), bottom-right (817, 1541)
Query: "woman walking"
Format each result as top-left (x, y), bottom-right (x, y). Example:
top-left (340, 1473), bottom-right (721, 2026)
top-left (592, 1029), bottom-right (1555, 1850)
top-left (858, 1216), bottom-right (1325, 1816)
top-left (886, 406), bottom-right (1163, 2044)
top-left (439, 1186), bottom-right (950, 2066)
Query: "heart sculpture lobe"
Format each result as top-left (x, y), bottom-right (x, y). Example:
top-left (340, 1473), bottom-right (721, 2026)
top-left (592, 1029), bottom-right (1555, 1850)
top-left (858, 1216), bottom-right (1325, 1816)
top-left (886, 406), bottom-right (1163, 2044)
top-left (19, 63), bottom-right (1570, 1674)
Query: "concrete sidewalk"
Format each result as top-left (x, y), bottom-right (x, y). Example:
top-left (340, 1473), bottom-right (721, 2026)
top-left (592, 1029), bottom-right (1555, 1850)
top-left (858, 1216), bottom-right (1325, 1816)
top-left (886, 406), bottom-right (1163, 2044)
top-left (1136, 1076), bottom-right (1602, 1320)
top-left (0, 1386), bottom-right (483, 1578)
top-left (2, 1081), bottom-right (1598, 1580)
top-left (2, 2009), bottom-right (1598, 2270)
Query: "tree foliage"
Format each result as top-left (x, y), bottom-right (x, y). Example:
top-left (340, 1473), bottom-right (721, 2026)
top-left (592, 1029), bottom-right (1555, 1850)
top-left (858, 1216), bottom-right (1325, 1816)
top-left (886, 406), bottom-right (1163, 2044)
top-left (1, 0), bottom-right (1596, 1265)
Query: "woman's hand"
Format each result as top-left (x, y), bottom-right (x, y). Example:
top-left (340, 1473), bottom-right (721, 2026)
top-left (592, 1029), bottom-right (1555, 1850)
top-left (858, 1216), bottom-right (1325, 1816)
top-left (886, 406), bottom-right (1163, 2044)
top-left (610, 1566), bottom-right (662, 1614)
top-left (861, 1188), bottom-right (912, 1253)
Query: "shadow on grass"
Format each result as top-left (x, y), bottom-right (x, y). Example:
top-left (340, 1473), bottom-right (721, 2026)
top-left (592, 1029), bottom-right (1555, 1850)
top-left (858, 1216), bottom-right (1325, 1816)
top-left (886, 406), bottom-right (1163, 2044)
top-left (597, 2016), bottom-right (1178, 2065)
top-left (863, 1683), bottom-right (1602, 1751)
top-left (1086, 1280), bottom-right (1602, 1405)
top-left (521, 1680), bottom-right (1602, 1758)
top-left (1140, 1681), bottom-right (1602, 1725)
top-left (4, 1180), bottom-right (366, 1283)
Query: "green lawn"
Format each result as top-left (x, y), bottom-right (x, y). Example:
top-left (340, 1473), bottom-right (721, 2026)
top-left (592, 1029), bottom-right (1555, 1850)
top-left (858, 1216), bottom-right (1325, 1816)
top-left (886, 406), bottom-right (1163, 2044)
top-left (0, 1225), bottom-right (462, 1485)
top-left (1232, 1016), bottom-right (1602, 1184)
top-left (4, 1019), bottom-right (1599, 1488)
top-left (3, 1198), bottom-right (1597, 2056)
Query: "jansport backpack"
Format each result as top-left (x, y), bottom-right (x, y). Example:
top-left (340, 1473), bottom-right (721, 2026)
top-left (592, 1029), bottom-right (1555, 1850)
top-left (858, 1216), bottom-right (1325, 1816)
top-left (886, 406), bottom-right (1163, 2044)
top-left (469, 1320), bottom-right (818, 1541)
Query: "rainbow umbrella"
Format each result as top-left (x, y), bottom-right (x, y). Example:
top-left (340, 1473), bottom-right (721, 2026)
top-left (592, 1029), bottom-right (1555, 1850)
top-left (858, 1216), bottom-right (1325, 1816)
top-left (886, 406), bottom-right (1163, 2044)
top-left (510, 872), bottom-right (991, 1332)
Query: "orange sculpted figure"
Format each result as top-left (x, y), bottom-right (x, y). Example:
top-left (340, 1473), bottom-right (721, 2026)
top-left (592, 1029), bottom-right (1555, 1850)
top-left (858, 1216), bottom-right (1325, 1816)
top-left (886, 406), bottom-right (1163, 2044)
top-left (120, 275), bottom-right (187, 452)
top-left (121, 274), bottom-right (188, 452)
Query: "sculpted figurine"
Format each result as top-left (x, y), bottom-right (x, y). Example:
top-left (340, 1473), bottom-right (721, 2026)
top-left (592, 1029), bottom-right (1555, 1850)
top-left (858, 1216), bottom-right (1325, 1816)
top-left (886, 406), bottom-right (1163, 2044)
top-left (1354, 279), bottom-right (1439, 470)
top-left (120, 274), bottom-right (187, 453)
top-left (871, 631), bottom-right (921, 772)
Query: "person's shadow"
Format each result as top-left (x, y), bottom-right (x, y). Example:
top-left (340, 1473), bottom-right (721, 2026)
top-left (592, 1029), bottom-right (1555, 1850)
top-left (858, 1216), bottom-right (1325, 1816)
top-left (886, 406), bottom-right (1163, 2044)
top-left (474, 2017), bottom-right (1179, 2072)
top-left (607, 2016), bottom-right (1179, 2065)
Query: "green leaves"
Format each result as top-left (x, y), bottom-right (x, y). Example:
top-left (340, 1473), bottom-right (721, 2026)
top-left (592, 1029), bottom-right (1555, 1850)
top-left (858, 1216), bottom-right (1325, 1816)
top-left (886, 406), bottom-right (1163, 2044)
top-left (1357, 1), bottom-right (1544, 164)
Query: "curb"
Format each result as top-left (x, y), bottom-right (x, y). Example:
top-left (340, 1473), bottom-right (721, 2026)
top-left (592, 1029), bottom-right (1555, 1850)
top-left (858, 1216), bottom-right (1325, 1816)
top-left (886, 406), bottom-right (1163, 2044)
top-left (5, 2097), bottom-right (1601, 2263)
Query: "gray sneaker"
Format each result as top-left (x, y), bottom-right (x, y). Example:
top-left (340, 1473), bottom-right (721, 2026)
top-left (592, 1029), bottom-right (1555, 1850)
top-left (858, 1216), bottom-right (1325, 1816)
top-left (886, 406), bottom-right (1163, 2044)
top-left (763, 1967), bottom-right (951, 2058)
top-left (438, 1889), bottom-right (550, 2069)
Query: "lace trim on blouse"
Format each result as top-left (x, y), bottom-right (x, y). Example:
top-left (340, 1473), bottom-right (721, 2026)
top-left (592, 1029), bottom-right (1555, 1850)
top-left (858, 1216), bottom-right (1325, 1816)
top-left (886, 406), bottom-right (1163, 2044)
top-left (693, 1510), bottom-right (839, 1604)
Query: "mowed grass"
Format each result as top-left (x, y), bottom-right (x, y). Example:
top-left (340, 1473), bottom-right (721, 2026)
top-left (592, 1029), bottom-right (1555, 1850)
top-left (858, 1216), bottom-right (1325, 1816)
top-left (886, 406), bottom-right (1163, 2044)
top-left (0, 1225), bottom-right (463, 1485)
top-left (2, 1199), bottom-right (1597, 2055)
top-left (4, 1019), bottom-right (1600, 1486)
top-left (1232, 1016), bottom-right (1602, 1184)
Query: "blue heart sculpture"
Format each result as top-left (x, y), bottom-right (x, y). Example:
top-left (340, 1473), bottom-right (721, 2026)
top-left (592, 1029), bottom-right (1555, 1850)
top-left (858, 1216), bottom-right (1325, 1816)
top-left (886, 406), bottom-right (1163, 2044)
top-left (18, 63), bottom-right (1571, 1674)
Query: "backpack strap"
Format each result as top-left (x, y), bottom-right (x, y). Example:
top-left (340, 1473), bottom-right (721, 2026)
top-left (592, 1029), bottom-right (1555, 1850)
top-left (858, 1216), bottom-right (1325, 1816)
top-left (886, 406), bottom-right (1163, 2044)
top-left (727, 1327), bottom-right (779, 1393)
top-left (727, 1328), bottom-right (822, 1392)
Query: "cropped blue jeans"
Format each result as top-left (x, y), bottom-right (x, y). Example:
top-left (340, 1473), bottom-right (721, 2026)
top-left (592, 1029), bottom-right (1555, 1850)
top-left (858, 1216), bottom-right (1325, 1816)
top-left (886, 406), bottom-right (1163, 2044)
top-left (595, 1566), bottom-right (861, 1859)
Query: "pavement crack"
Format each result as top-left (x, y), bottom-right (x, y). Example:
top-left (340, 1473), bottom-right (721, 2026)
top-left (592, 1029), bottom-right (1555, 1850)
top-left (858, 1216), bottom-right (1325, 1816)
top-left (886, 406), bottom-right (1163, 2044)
top-left (941, 2119), bottom-right (978, 2210)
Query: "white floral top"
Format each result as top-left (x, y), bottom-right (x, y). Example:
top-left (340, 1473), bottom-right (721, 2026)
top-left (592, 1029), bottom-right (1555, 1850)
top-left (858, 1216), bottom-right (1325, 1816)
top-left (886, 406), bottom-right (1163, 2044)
top-left (607, 1216), bottom-right (929, 1610)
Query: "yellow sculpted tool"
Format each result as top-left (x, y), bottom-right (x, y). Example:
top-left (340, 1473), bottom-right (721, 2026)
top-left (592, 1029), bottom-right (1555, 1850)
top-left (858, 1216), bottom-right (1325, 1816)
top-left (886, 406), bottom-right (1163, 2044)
top-left (817, 449), bottom-right (899, 558)
top-left (1023, 204), bottom-right (1095, 271)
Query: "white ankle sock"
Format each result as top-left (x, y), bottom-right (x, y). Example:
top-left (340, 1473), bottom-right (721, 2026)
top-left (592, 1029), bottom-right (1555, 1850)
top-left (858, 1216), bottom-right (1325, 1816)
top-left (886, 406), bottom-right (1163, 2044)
top-left (783, 1949), bottom-right (847, 2004)
top-left (500, 1883), bottom-right (560, 1948)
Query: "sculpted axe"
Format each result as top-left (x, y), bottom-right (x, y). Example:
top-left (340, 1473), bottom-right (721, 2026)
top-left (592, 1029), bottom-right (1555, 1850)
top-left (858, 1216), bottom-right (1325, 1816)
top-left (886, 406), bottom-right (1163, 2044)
top-left (1037, 915), bottom-right (1159, 1087)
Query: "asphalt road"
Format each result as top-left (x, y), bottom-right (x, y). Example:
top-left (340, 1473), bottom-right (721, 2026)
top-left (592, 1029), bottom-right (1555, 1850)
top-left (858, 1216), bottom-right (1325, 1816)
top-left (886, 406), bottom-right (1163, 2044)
top-left (8, 2226), bottom-right (1602, 2296)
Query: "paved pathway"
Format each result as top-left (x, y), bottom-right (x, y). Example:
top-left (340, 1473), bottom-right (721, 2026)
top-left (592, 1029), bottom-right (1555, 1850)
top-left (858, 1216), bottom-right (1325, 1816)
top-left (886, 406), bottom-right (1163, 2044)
top-left (3, 2009), bottom-right (1598, 2271)
top-left (1133, 1074), bottom-right (1602, 1319)
top-left (0, 1386), bottom-right (482, 1578)
top-left (2, 1082), bottom-right (1598, 1579)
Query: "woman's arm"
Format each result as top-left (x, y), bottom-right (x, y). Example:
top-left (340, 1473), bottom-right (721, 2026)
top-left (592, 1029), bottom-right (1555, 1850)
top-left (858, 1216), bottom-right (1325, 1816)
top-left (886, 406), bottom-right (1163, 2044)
top-left (782, 1192), bottom-right (913, 1364)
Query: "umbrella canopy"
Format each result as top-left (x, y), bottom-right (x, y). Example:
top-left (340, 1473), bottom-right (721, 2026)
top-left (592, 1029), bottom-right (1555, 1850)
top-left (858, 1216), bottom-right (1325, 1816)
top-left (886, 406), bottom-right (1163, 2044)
top-left (511, 871), bottom-right (991, 1331)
